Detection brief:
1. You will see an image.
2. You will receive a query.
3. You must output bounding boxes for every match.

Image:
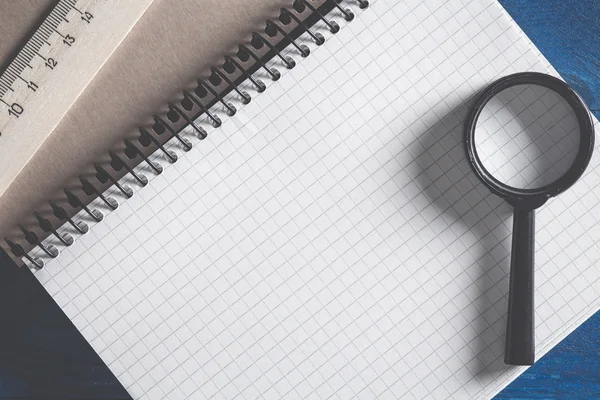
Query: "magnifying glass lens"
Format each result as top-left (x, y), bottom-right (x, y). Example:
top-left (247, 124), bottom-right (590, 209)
top-left (474, 84), bottom-right (580, 190)
top-left (465, 73), bottom-right (594, 366)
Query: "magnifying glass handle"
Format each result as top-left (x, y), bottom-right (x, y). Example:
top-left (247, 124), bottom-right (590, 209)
top-left (505, 208), bottom-right (535, 365)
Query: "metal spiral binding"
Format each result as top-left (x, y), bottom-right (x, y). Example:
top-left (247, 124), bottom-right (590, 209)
top-left (80, 176), bottom-right (118, 211)
top-left (5, 238), bottom-right (44, 269)
top-left (5, 0), bottom-right (369, 269)
top-left (124, 139), bottom-right (163, 174)
top-left (237, 44), bottom-right (282, 81)
top-left (49, 200), bottom-right (89, 234)
top-left (224, 55), bottom-right (267, 92)
top-left (34, 212), bottom-right (74, 247)
top-left (295, 0), bottom-right (340, 33)
top-left (18, 224), bottom-right (58, 259)
top-left (109, 151), bottom-right (149, 187)
top-left (211, 67), bottom-right (252, 105)
top-left (279, 8), bottom-right (325, 46)
top-left (65, 189), bottom-right (103, 222)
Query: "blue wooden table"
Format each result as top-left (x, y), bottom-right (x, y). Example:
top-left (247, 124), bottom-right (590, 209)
top-left (496, 0), bottom-right (600, 398)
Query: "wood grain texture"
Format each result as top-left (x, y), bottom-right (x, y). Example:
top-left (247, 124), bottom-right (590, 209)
top-left (496, 312), bottom-right (600, 399)
top-left (496, 0), bottom-right (600, 398)
top-left (498, 0), bottom-right (600, 114)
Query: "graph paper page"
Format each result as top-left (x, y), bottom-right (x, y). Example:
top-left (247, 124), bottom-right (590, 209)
top-left (33, 0), bottom-right (600, 398)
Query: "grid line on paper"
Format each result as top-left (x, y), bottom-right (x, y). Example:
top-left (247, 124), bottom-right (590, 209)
top-left (38, 0), bottom-right (520, 396)
top-left (31, 0), bottom-right (600, 399)
top-left (475, 84), bottom-right (580, 189)
top-left (40, 0), bottom-right (515, 275)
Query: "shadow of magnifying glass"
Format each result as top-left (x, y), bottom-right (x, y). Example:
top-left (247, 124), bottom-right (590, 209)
top-left (465, 72), bottom-right (595, 365)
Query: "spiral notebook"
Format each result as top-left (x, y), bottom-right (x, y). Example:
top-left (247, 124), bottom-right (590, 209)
top-left (4, 0), bottom-right (600, 398)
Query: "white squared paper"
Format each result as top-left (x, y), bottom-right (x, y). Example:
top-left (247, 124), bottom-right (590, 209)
top-left (32, 0), bottom-right (600, 399)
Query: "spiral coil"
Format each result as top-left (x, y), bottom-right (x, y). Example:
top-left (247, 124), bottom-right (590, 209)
top-left (5, 0), bottom-right (369, 269)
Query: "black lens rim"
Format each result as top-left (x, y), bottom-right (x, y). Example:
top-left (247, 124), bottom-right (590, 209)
top-left (464, 72), bottom-right (595, 208)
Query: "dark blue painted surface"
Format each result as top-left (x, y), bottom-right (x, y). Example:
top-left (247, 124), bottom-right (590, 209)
top-left (499, 0), bottom-right (600, 115)
top-left (497, 312), bottom-right (600, 399)
top-left (0, 249), bottom-right (131, 399)
top-left (496, 0), bottom-right (600, 398)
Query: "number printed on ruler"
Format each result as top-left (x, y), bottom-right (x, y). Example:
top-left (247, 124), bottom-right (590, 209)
top-left (0, 0), bottom-right (98, 133)
top-left (0, 0), bottom-right (155, 197)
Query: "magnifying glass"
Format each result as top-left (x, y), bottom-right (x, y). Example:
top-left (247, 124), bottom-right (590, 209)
top-left (464, 72), bottom-right (595, 365)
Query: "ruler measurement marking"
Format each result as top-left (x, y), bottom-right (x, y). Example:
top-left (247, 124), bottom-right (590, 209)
top-left (26, 41), bottom-right (41, 53)
top-left (52, 28), bottom-right (66, 39)
top-left (2, 71), bottom-right (14, 85)
top-left (4, 78), bottom-right (19, 94)
top-left (29, 36), bottom-right (45, 48)
top-left (54, 5), bottom-right (69, 17)
top-left (21, 43), bottom-right (37, 54)
top-left (51, 4), bottom-right (68, 19)
top-left (57, 1), bottom-right (72, 12)
top-left (38, 23), bottom-right (54, 35)
top-left (28, 38), bottom-right (45, 52)
top-left (16, 71), bottom-right (30, 84)
top-left (0, 77), bottom-right (16, 96)
top-left (42, 19), bottom-right (57, 30)
top-left (4, 71), bottom-right (19, 84)
top-left (45, 14), bottom-right (59, 25)
top-left (38, 25), bottom-right (55, 40)
top-left (0, 0), bottom-right (158, 199)
top-left (20, 51), bottom-right (37, 66)
top-left (54, 7), bottom-right (72, 23)
top-left (60, 2), bottom-right (75, 15)
top-left (0, 1), bottom-right (82, 110)
top-left (25, 48), bottom-right (37, 60)
top-left (0, 1), bottom-right (80, 87)
top-left (48, 16), bottom-right (64, 29)
top-left (5, 69), bottom-right (18, 79)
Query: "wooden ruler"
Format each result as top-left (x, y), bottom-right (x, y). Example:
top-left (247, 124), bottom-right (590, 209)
top-left (0, 0), bottom-right (155, 197)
